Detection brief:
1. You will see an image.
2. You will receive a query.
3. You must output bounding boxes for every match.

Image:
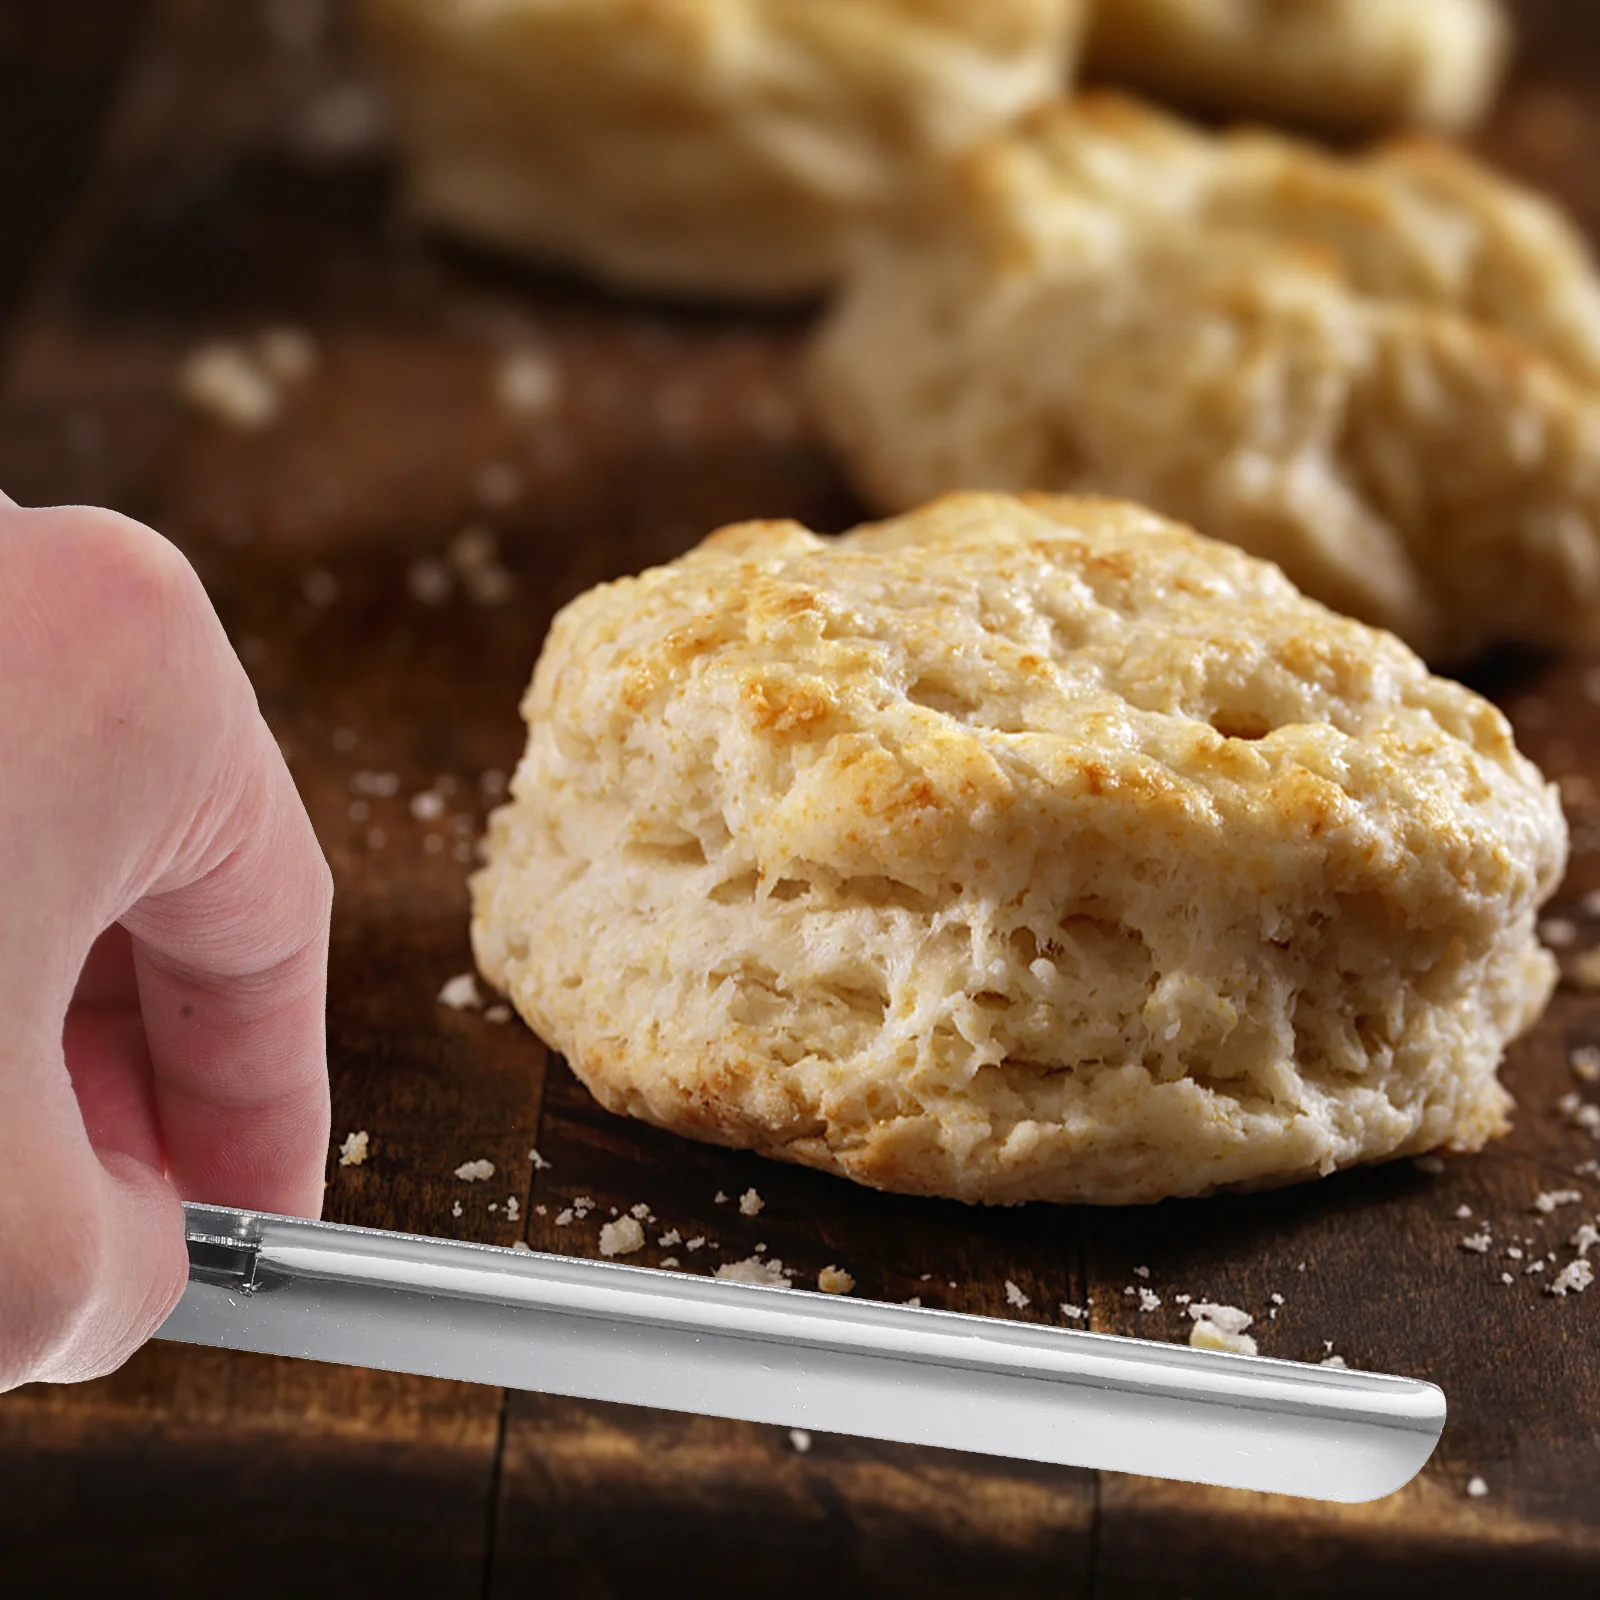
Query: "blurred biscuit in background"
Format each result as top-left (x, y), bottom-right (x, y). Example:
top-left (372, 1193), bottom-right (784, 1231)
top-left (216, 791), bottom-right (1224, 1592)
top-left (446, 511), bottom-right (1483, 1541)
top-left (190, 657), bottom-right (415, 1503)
top-left (1086, 0), bottom-right (1509, 136)
top-left (358, 0), bottom-right (1087, 300)
top-left (809, 95), bottom-right (1600, 666)
top-left (471, 492), bottom-right (1565, 1205)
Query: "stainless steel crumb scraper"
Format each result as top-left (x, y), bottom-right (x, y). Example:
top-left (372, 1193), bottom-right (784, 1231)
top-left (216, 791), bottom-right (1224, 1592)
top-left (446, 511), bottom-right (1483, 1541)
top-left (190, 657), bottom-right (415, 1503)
top-left (159, 1203), bottom-right (1443, 1503)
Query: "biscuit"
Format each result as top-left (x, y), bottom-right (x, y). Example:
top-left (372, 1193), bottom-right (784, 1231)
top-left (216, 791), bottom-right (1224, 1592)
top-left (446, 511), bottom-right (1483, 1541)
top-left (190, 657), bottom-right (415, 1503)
top-left (808, 96), bottom-right (1600, 665)
top-left (358, 0), bottom-right (1085, 299)
top-left (470, 492), bottom-right (1565, 1205)
top-left (1087, 0), bottom-right (1508, 135)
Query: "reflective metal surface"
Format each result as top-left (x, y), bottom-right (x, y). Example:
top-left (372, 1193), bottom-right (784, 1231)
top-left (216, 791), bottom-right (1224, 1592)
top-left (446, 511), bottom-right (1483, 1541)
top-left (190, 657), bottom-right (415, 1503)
top-left (158, 1203), bottom-right (1444, 1502)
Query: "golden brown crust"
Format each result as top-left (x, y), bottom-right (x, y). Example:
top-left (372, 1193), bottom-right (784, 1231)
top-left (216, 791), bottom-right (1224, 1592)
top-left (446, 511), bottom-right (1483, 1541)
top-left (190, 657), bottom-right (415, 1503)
top-left (358, 0), bottom-right (1086, 299)
top-left (1086, 0), bottom-right (1509, 136)
top-left (808, 95), bottom-right (1600, 665)
top-left (471, 492), bottom-right (1565, 1205)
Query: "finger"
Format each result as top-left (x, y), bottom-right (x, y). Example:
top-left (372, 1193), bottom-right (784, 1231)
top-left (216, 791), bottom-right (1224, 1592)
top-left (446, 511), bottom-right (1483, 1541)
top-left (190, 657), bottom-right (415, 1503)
top-left (127, 712), bottom-right (333, 1218)
top-left (0, 1059), bottom-right (185, 1392)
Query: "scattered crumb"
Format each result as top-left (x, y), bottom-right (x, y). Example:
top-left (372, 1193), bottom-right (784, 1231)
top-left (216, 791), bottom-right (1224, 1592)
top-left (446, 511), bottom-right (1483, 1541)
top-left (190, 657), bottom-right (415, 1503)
top-left (484, 1004), bottom-right (512, 1025)
top-left (818, 1265), bottom-right (855, 1295)
top-left (630, 1202), bottom-right (654, 1221)
top-left (177, 341), bottom-right (280, 430)
top-left (714, 1191), bottom-right (729, 1205)
top-left (408, 558), bottom-right (452, 606)
top-left (659, 1229), bottom-right (682, 1248)
top-left (1004, 1281), bottom-right (1031, 1309)
top-left (451, 1201), bottom-right (463, 1218)
top-left (1320, 1354), bottom-right (1348, 1369)
top-left (1535, 1189), bottom-right (1583, 1214)
top-left (1570, 948), bottom-right (1600, 991)
top-left (753, 1242), bottom-right (767, 1253)
top-left (529, 1148), bottom-right (550, 1170)
top-left (1138, 1287), bottom-right (1161, 1313)
top-left (497, 350), bottom-right (561, 414)
top-left (1060, 1303), bottom-right (1085, 1320)
top-left (686, 1236), bottom-right (706, 1252)
top-left (1413, 1155), bottom-right (1447, 1175)
top-left (534, 1205), bottom-right (547, 1216)
top-left (1460, 1233), bottom-right (1492, 1254)
top-left (1133, 1265), bottom-right (1150, 1279)
top-left (1269, 1293), bottom-right (1285, 1306)
top-left (738, 1188), bottom-right (765, 1217)
top-left (904, 1295), bottom-right (922, 1308)
top-left (1507, 1246), bottom-right (1524, 1260)
top-left (455, 1159), bottom-right (495, 1183)
top-left (257, 326), bottom-right (316, 384)
top-left (716, 1255), bottom-right (789, 1287)
top-left (1526, 1261), bottom-right (1546, 1274)
top-left (506, 1197), bottom-right (520, 1222)
top-left (599, 1217), bottom-right (645, 1257)
top-left (572, 1197), bottom-right (594, 1216)
top-left (474, 461), bottom-right (523, 508)
top-left (1455, 1203), bottom-right (1473, 1219)
top-left (366, 827), bottom-right (387, 852)
top-left (554, 1209), bottom-right (574, 1226)
top-left (788, 1428), bottom-right (812, 1454)
top-left (1501, 1272), bottom-right (1515, 1285)
top-left (1572, 1047), bottom-right (1600, 1084)
top-left (438, 973), bottom-right (483, 1010)
top-left (338, 1130), bottom-right (369, 1168)
top-left (511, 1240), bottom-right (531, 1252)
top-left (487, 1203), bottom-right (498, 1213)
top-left (1571, 1223), bottom-right (1599, 1257)
top-left (1188, 1309), bottom-right (1258, 1358)
top-left (1541, 916), bottom-right (1579, 948)
top-left (410, 790), bottom-right (446, 822)
top-left (1173, 1293), bottom-right (1191, 1305)
top-left (1466, 1476), bottom-right (1489, 1499)
top-left (659, 1256), bottom-right (680, 1269)
top-left (1549, 1259), bottom-right (1595, 1297)
top-left (480, 769), bottom-right (507, 800)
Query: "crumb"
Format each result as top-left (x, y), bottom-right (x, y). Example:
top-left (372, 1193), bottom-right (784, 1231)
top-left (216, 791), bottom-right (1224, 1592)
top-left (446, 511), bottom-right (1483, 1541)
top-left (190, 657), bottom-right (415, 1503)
top-left (1549, 1259), bottom-right (1595, 1296)
top-left (715, 1256), bottom-right (789, 1286)
top-left (555, 1209), bottom-right (574, 1226)
top-left (1508, 1247), bottom-right (1524, 1260)
top-left (1270, 1293), bottom-right (1285, 1306)
top-left (366, 827), bottom-right (387, 851)
top-left (1466, 1476), bottom-right (1489, 1499)
top-left (659, 1229), bottom-right (682, 1247)
top-left (686, 1236), bottom-right (706, 1252)
top-left (480, 769), bottom-right (507, 799)
top-left (438, 973), bottom-right (483, 1010)
top-left (599, 1218), bottom-right (644, 1257)
top-left (488, 1202), bottom-right (498, 1213)
top-left (451, 1201), bottom-right (463, 1218)
top-left (1572, 1047), bottom-right (1600, 1084)
top-left (177, 341), bottom-right (279, 430)
top-left (1571, 1223), bottom-right (1599, 1257)
top-left (1138, 1287), bottom-right (1161, 1312)
top-left (1297, 1262), bottom-right (1307, 1272)
top-left (484, 1004), bottom-right (512, 1024)
top-left (1455, 1204), bottom-right (1473, 1219)
top-left (1526, 1261), bottom-right (1547, 1274)
top-left (529, 1148), bottom-right (551, 1170)
top-left (1541, 916), bottom-right (1579, 948)
top-left (511, 1240), bottom-right (531, 1252)
top-left (789, 1428), bottom-right (812, 1454)
top-left (411, 790), bottom-right (446, 821)
top-left (572, 1197), bottom-right (594, 1215)
top-left (1188, 1305), bottom-right (1258, 1357)
top-left (257, 325), bottom-right (316, 384)
top-left (753, 1242), bottom-right (766, 1253)
top-left (714, 1191), bottom-right (729, 1204)
top-left (1535, 1189), bottom-right (1584, 1214)
top-left (351, 769), bottom-right (401, 798)
top-left (1133, 1265), bottom-right (1150, 1279)
top-left (1570, 948), bottom-right (1600, 991)
top-left (338, 1130), bottom-right (369, 1168)
top-left (497, 350), bottom-right (561, 414)
top-left (1501, 1272), bottom-right (1515, 1284)
top-left (904, 1296), bottom-right (922, 1308)
top-left (1004, 1280), bottom-right (1030, 1309)
top-left (455, 1159), bottom-right (495, 1182)
top-left (423, 834), bottom-right (445, 855)
top-left (660, 1256), bottom-right (681, 1269)
top-left (534, 1204), bottom-right (547, 1216)
top-left (347, 800), bottom-right (370, 823)
top-left (738, 1188), bottom-right (764, 1217)
top-left (474, 461), bottom-right (524, 507)
top-left (1413, 1155), bottom-right (1447, 1175)
top-left (818, 1265), bottom-right (855, 1295)
top-left (1320, 1354), bottom-right (1348, 1369)
top-left (1060, 1303), bottom-right (1086, 1319)
top-left (506, 1197), bottom-right (520, 1221)
top-left (408, 558), bottom-right (452, 606)
top-left (1460, 1233), bottom-right (1492, 1253)
top-left (1174, 1293), bottom-right (1191, 1305)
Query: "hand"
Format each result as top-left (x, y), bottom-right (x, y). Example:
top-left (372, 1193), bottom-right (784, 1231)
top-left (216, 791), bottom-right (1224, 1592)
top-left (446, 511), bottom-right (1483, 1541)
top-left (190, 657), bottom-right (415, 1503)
top-left (0, 498), bottom-right (332, 1393)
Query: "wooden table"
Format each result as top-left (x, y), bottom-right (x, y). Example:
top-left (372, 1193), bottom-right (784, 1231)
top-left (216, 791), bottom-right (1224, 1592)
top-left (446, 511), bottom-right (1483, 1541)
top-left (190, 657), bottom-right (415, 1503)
top-left (0, 3), bottom-right (1596, 1594)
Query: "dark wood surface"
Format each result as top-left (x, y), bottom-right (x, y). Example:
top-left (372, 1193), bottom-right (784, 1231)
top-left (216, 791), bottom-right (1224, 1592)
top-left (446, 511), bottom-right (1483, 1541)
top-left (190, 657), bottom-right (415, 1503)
top-left (0, 2), bottom-right (1597, 1595)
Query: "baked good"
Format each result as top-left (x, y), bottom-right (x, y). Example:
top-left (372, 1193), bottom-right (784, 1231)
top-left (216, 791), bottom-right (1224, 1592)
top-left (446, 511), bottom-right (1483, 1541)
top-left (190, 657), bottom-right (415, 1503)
top-left (1086, 0), bottom-right (1509, 135)
top-left (807, 95), bottom-right (1600, 665)
top-left (470, 492), bottom-right (1565, 1205)
top-left (358, 0), bottom-right (1086, 299)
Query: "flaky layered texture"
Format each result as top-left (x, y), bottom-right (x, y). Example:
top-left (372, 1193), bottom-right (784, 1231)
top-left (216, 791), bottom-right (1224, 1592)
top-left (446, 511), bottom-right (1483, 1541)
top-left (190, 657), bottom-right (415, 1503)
top-left (472, 493), bottom-right (1566, 1205)
top-left (809, 96), bottom-right (1600, 666)
top-left (1087, 0), bottom-right (1508, 135)
top-left (358, 0), bottom-right (1085, 299)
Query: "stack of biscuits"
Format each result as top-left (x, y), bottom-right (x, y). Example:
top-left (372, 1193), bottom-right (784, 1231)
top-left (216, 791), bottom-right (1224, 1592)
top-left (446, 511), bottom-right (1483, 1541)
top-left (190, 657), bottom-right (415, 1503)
top-left (361, 0), bottom-right (1594, 1205)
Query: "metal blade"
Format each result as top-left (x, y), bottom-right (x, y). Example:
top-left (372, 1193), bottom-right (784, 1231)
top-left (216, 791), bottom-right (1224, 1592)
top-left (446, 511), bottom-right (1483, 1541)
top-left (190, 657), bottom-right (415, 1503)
top-left (158, 1203), bottom-right (1443, 1502)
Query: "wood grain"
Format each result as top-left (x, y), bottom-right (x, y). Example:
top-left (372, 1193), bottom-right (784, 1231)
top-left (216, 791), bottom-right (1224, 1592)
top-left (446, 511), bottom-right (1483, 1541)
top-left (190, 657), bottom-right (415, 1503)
top-left (0, 1), bottom-right (1597, 1595)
